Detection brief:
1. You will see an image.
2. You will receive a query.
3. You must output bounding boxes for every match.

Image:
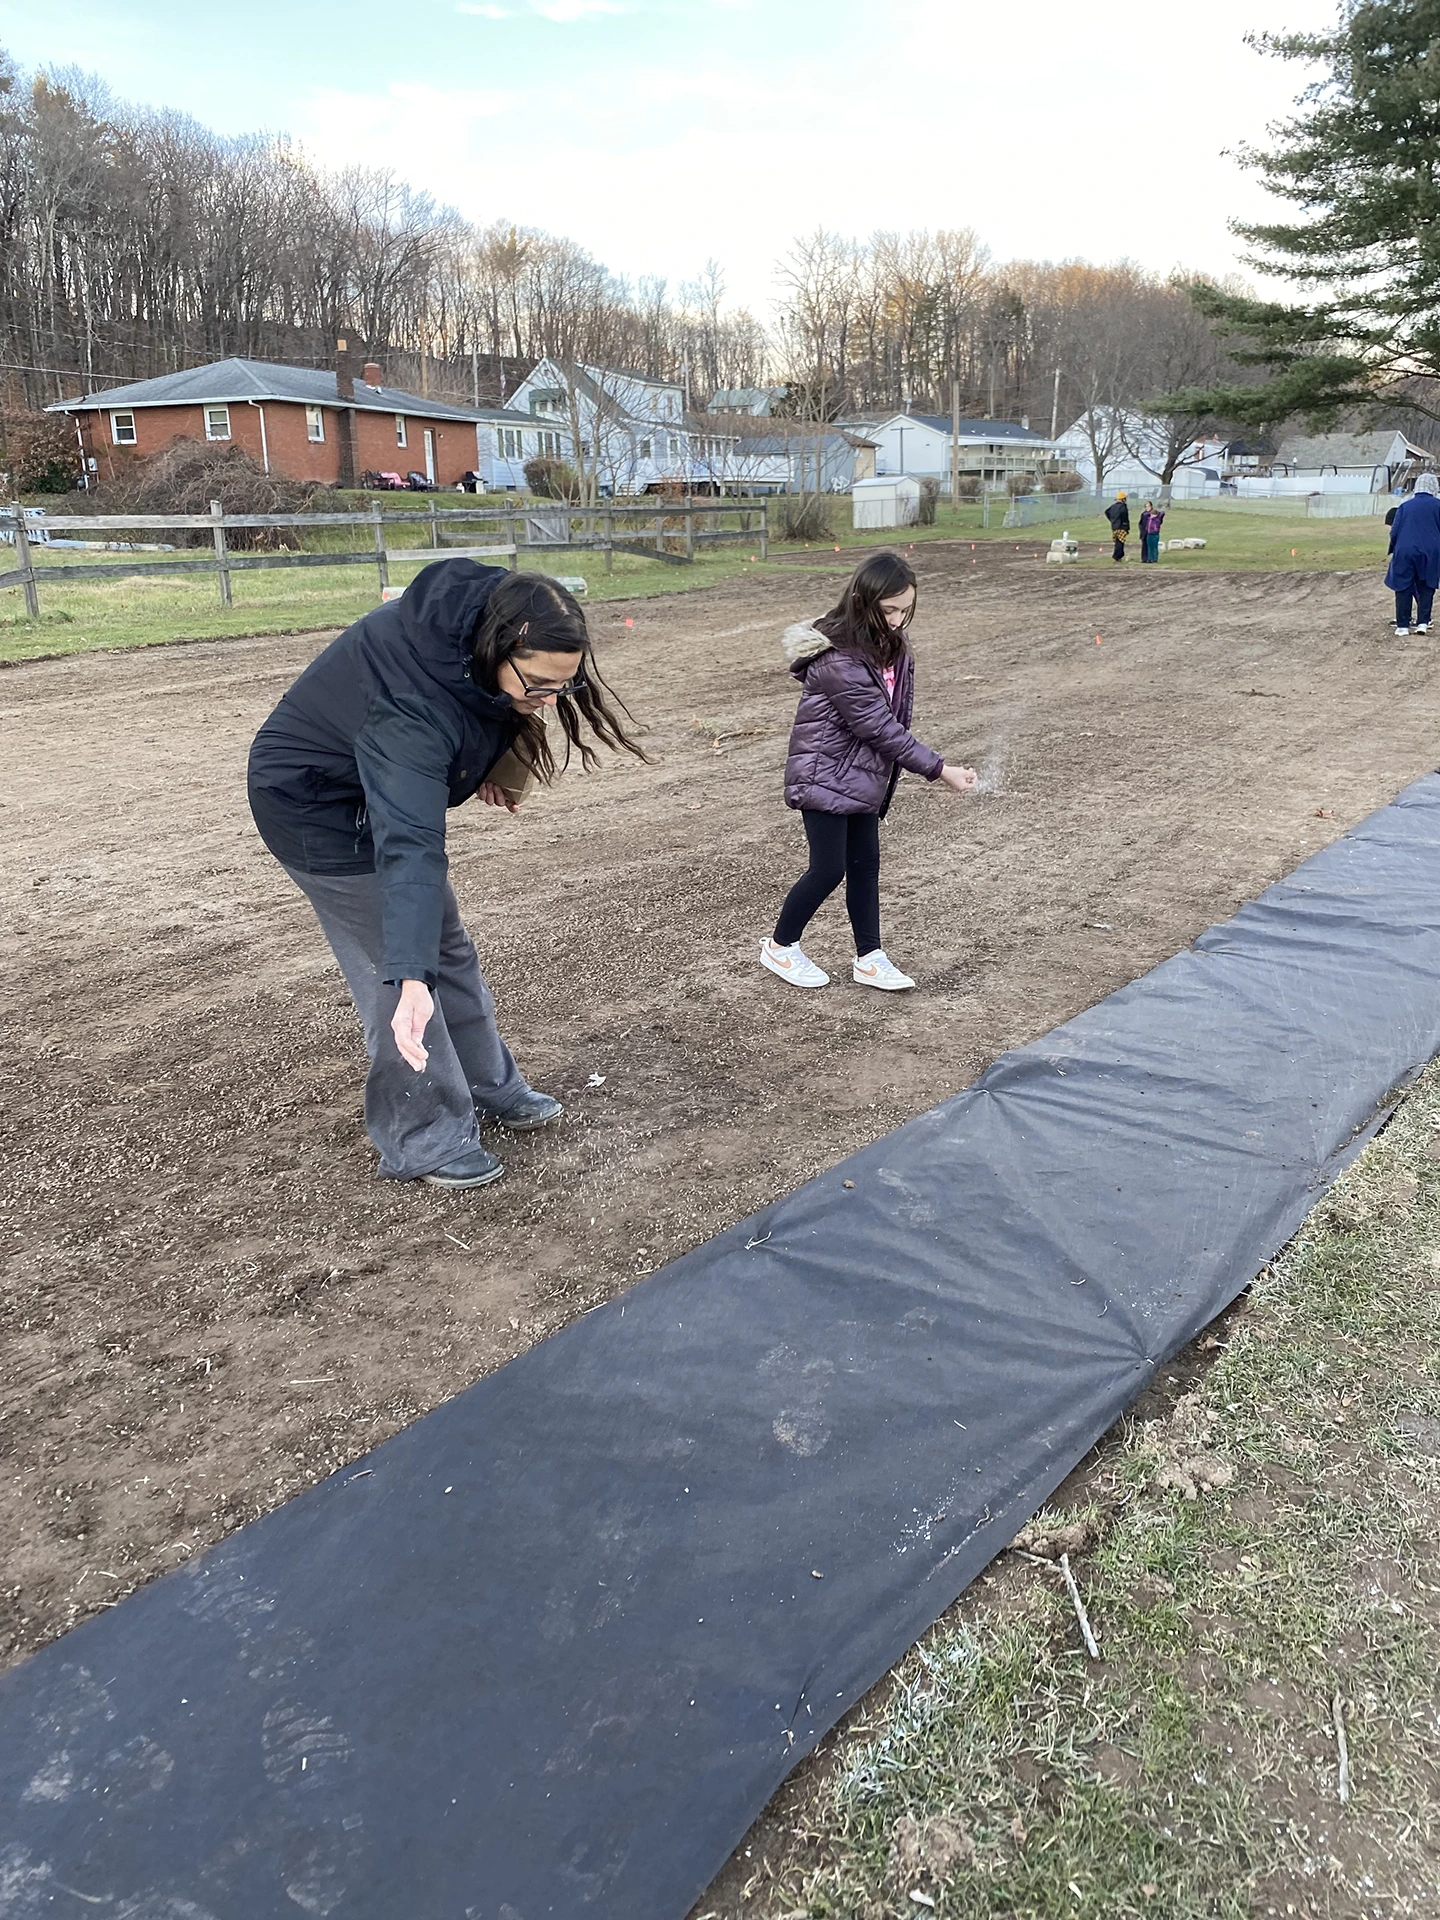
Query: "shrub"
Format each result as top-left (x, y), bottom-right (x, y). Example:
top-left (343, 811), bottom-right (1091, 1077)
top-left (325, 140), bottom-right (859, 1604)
top-left (1041, 469), bottom-right (1086, 494)
top-left (88, 439), bottom-right (317, 548)
top-left (524, 456), bottom-right (580, 501)
top-left (918, 476), bottom-right (939, 525)
top-left (952, 475), bottom-right (981, 499)
top-left (0, 409), bottom-right (82, 494)
top-left (779, 493), bottom-right (834, 541)
top-left (1005, 471), bottom-right (1037, 496)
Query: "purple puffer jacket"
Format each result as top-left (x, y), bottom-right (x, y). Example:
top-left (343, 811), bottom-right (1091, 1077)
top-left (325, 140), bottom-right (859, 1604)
top-left (781, 620), bottom-right (944, 814)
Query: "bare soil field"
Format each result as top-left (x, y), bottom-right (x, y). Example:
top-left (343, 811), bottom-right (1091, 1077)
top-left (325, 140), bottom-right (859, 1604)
top-left (2, 550), bottom-right (1436, 1832)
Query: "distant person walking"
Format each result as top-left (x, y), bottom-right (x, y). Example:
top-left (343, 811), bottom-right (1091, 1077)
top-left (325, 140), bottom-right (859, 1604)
top-left (1104, 492), bottom-right (1130, 561)
top-left (1385, 471), bottom-right (1440, 636)
top-left (760, 550), bottom-right (977, 994)
top-left (1138, 500), bottom-right (1165, 563)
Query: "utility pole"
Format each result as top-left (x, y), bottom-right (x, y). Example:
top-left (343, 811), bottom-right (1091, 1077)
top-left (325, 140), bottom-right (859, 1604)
top-left (1050, 365), bottom-right (1062, 442)
top-left (951, 376), bottom-right (961, 510)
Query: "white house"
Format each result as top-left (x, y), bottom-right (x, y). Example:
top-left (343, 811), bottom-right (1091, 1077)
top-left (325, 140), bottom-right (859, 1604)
top-left (712, 428), bottom-right (877, 494)
top-left (837, 411), bottom-right (1060, 489)
top-left (1054, 409), bottom-right (1227, 497)
top-left (505, 358), bottom-right (740, 494)
top-left (1270, 430), bottom-right (1430, 493)
top-left (469, 403), bottom-right (573, 491)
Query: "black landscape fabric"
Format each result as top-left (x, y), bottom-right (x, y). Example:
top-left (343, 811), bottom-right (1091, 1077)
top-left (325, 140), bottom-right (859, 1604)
top-left (7, 775), bottom-right (1440, 1919)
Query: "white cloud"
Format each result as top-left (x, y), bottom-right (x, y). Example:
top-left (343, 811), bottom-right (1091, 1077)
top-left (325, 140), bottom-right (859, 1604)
top-left (526, 0), bottom-right (629, 17)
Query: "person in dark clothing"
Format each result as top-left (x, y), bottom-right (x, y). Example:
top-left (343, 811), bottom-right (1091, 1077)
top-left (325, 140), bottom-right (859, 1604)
top-left (1385, 471), bottom-right (1440, 635)
top-left (1104, 492), bottom-right (1130, 561)
top-left (248, 561), bottom-right (644, 1188)
top-left (760, 550), bottom-right (977, 994)
top-left (1138, 500), bottom-right (1165, 562)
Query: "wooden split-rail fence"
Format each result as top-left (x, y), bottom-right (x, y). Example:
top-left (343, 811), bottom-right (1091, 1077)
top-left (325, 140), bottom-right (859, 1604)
top-left (0, 497), bottom-right (771, 616)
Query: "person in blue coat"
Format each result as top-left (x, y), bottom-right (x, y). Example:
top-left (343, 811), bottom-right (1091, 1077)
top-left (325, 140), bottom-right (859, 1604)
top-left (248, 561), bottom-right (644, 1189)
top-left (1385, 471), bottom-right (1440, 636)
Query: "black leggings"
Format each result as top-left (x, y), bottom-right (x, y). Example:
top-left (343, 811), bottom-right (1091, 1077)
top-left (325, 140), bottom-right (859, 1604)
top-left (774, 810), bottom-right (882, 957)
top-left (1396, 585), bottom-right (1435, 627)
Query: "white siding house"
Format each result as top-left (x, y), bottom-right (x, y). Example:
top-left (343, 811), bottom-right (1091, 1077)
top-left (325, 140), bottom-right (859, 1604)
top-left (470, 404), bottom-right (573, 491)
top-left (1054, 409), bottom-right (1227, 496)
top-left (839, 412), bottom-right (1061, 489)
top-left (505, 358), bottom-right (740, 494)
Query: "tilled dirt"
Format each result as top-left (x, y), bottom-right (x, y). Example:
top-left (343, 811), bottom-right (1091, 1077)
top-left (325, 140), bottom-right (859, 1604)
top-left (2, 549), bottom-right (1435, 1698)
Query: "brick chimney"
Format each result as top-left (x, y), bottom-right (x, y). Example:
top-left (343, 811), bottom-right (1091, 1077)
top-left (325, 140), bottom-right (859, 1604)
top-left (334, 335), bottom-right (356, 402)
top-left (334, 336), bottom-right (358, 488)
top-left (363, 360), bottom-right (382, 388)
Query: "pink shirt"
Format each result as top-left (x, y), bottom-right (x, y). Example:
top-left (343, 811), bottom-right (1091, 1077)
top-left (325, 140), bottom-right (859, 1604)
top-left (882, 665), bottom-right (897, 701)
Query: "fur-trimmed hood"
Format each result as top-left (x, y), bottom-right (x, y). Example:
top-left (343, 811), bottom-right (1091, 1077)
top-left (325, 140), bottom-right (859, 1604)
top-left (782, 619), bottom-right (832, 665)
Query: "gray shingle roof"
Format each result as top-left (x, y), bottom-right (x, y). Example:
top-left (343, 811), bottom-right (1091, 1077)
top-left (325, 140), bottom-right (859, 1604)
top-left (901, 413), bottom-right (1049, 441)
top-left (1274, 429), bottom-right (1429, 469)
top-left (47, 357), bottom-right (510, 424)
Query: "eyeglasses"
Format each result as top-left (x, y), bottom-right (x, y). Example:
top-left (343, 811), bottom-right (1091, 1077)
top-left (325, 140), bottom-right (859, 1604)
top-left (510, 659), bottom-right (586, 701)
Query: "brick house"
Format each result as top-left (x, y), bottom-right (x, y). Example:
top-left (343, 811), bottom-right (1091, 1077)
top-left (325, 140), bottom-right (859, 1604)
top-left (46, 352), bottom-right (535, 490)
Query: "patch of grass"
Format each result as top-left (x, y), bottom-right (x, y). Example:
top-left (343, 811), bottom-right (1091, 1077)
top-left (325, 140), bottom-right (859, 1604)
top-left (736, 1070), bottom-right (1440, 1918)
top-left (0, 494), bottom-right (1390, 663)
top-left (0, 541), bottom-right (774, 664)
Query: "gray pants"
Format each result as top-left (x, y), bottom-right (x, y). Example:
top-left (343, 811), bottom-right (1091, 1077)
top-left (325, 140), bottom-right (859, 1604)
top-left (284, 865), bottom-right (527, 1179)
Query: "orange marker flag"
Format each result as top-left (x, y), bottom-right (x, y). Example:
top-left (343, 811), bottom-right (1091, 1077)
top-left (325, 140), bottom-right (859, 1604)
top-left (624, 617), bottom-right (634, 627)
top-left (1095, 634), bottom-right (1103, 645)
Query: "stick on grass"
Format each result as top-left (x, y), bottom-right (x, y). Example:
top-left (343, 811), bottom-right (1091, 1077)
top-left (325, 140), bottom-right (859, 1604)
top-left (1059, 1551), bottom-right (1100, 1658)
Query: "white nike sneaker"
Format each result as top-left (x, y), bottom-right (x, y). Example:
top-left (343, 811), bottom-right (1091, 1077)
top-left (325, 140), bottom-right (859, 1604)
top-left (1416, 623), bottom-right (1430, 635)
top-left (760, 938), bottom-right (829, 988)
top-left (853, 949), bottom-right (915, 991)
top-left (1396, 625), bottom-right (1410, 637)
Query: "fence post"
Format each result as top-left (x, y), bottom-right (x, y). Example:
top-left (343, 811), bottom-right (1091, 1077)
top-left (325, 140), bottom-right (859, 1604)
top-left (371, 503), bottom-right (389, 593)
top-left (210, 499), bottom-right (232, 607)
top-left (684, 501), bottom-right (695, 562)
top-left (654, 509), bottom-right (664, 557)
top-left (758, 500), bottom-right (769, 561)
top-left (503, 513), bottom-right (518, 570)
top-left (10, 501), bottom-right (40, 618)
top-left (603, 507), bottom-right (613, 573)
top-left (428, 499), bottom-right (439, 550)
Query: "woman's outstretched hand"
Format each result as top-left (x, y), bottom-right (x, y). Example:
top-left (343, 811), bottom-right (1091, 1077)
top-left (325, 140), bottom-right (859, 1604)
top-left (939, 763), bottom-right (979, 793)
top-left (476, 781), bottom-right (517, 811)
top-left (393, 979), bottom-right (434, 1072)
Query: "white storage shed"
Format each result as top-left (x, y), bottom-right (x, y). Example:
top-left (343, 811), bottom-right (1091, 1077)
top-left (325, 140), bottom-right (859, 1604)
top-left (852, 475), bottom-right (921, 529)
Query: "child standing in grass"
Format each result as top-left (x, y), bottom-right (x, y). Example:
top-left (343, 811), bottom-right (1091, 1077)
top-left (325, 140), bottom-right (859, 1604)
top-left (760, 550), bottom-right (976, 993)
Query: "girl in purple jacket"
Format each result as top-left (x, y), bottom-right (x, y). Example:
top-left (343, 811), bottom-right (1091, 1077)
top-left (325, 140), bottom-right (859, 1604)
top-left (761, 551), bottom-right (976, 992)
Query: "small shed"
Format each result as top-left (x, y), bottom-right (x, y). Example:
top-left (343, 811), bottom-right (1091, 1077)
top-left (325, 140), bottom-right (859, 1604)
top-left (852, 475), bottom-right (921, 529)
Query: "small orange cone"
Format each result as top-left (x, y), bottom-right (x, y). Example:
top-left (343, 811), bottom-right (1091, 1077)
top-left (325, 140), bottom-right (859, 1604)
top-left (624, 617), bottom-right (634, 628)
top-left (1095, 634), bottom-right (1103, 645)
top-left (1291, 548), bottom-right (1297, 557)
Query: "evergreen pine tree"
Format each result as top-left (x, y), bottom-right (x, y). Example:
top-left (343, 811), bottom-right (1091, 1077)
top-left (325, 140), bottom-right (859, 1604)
top-left (1165, 0), bottom-right (1440, 426)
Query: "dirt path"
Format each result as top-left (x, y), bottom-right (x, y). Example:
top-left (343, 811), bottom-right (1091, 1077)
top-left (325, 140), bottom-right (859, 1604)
top-left (2, 553), bottom-right (1434, 1685)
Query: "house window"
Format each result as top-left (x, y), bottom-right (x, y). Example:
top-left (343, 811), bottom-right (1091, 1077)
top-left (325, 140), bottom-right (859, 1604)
top-left (538, 430), bottom-right (560, 457)
top-left (637, 437), bottom-right (652, 460)
top-left (205, 405), bottom-right (231, 441)
top-left (110, 410), bottom-right (137, 446)
top-left (500, 428), bottom-right (522, 459)
top-left (395, 415), bottom-right (407, 449)
top-left (306, 405), bottom-right (324, 443)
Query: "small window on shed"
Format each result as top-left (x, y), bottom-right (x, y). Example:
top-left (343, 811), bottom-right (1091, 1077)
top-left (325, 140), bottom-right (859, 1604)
top-left (110, 410), bottom-right (137, 446)
top-left (205, 406), bottom-right (231, 441)
top-left (395, 415), bottom-right (407, 448)
top-left (306, 405), bottom-right (325, 443)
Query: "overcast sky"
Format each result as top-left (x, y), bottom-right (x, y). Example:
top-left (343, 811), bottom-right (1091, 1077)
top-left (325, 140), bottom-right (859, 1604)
top-left (2, 0), bottom-right (1341, 315)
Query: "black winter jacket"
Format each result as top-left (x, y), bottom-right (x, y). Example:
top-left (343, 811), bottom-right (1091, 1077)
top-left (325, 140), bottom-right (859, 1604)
top-left (247, 560), bottom-right (519, 986)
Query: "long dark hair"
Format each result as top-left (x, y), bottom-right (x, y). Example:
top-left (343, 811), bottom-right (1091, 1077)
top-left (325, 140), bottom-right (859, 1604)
top-left (816, 549), bottom-right (917, 668)
top-left (470, 573), bottom-right (646, 781)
